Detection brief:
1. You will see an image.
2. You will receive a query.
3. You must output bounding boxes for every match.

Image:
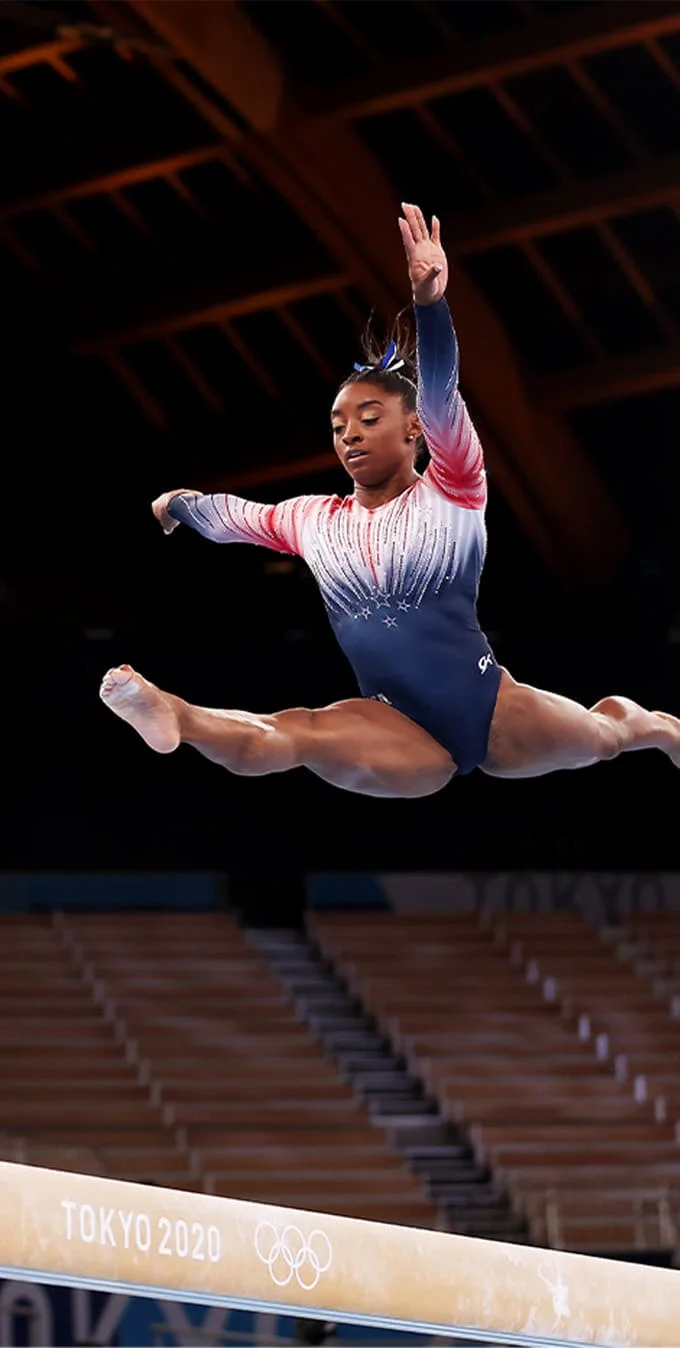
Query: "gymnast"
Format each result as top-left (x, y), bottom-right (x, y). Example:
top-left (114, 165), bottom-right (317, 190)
top-left (101, 203), bottom-right (680, 797)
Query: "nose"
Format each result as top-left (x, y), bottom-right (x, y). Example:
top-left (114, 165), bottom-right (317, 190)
top-left (342, 424), bottom-right (362, 446)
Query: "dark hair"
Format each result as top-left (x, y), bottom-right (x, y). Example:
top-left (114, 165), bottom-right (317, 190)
top-left (339, 309), bottom-right (416, 407)
top-left (338, 310), bottom-right (425, 459)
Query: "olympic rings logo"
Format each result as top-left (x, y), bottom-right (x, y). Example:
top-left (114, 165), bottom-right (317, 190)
top-left (254, 1220), bottom-right (332, 1290)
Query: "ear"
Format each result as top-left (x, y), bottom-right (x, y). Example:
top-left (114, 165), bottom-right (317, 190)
top-left (406, 413), bottom-right (422, 443)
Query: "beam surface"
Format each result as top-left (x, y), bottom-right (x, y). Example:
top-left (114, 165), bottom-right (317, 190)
top-left (2, 1161), bottom-right (680, 1346)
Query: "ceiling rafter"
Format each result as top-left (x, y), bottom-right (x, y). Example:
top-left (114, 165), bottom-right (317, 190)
top-left (48, 52), bottom-right (77, 82)
top-left (565, 59), bottom-right (648, 164)
top-left (108, 185), bottom-right (186, 279)
top-left (647, 35), bottom-right (680, 90)
top-left (47, 36), bottom-right (167, 156)
top-left (0, 38), bottom-right (81, 77)
top-left (165, 335), bottom-right (224, 414)
top-left (278, 307), bottom-right (336, 384)
top-left (521, 239), bottom-right (604, 359)
top-left (53, 203), bottom-right (99, 256)
top-left (414, 104), bottom-right (496, 204)
top-left (125, 0), bottom-right (628, 584)
top-left (150, 55), bottom-right (244, 146)
top-left (219, 321), bottom-right (281, 402)
top-left (449, 156), bottom-right (680, 255)
top-left (165, 170), bottom-right (216, 223)
top-left (490, 80), bottom-right (572, 184)
top-left (299, 2), bottom-right (680, 121)
top-left (109, 187), bottom-right (154, 239)
top-left (484, 79), bottom-right (608, 350)
top-left (422, 77), bottom-right (602, 354)
top-left (417, 2), bottom-right (457, 46)
top-left (106, 349), bottom-right (166, 426)
top-left (0, 55), bottom-right (81, 163)
top-left (74, 272), bottom-right (350, 353)
top-left (0, 145), bottom-right (226, 222)
top-left (0, 221), bottom-right (41, 271)
top-left (312, 0), bottom-right (382, 66)
top-left (488, 74), bottom-right (678, 341)
top-left (598, 220), bottom-right (679, 341)
top-left (541, 345), bottom-right (680, 409)
top-left (86, 0), bottom-right (247, 147)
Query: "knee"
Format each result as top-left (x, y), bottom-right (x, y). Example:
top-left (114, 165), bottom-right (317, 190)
top-left (590, 694), bottom-right (644, 762)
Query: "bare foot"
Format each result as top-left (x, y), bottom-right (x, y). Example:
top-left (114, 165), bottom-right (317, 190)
top-left (99, 665), bottom-right (181, 753)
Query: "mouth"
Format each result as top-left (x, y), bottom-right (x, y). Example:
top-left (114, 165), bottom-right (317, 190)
top-left (345, 450), bottom-right (368, 464)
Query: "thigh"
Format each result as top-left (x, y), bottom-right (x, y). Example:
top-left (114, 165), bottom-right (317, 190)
top-left (275, 698), bottom-right (456, 798)
top-left (482, 670), bottom-right (608, 778)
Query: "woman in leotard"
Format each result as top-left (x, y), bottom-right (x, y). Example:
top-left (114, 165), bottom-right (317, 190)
top-left (101, 203), bottom-right (680, 798)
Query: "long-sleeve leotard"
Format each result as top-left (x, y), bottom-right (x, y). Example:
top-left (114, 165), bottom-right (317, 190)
top-left (167, 299), bottom-right (499, 772)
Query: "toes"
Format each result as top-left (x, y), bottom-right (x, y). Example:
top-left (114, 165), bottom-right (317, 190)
top-left (102, 664), bottom-right (135, 685)
top-left (100, 665), bottom-right (139, 702)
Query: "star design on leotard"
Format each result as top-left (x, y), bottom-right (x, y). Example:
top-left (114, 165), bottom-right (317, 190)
top-left (383, 616), bottom-right (397, 628)
top-left (374, 596), bottom-right (391, 609)
top-left (360, 606), bottom-right (371, 619)
top-left (397, 600), bottom-right (411, 611)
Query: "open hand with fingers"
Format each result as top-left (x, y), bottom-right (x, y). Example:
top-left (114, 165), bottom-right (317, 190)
top-left (398, 202), bottom-right (448, 307)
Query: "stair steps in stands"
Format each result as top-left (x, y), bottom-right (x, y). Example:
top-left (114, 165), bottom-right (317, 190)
top-left (247, 927), bottom-right (528, 1242)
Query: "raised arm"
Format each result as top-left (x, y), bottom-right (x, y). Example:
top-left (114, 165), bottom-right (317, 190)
top-left (399, 203), bottom-right (486, 509)
top-left (152, 489), bottom-right (308, 555)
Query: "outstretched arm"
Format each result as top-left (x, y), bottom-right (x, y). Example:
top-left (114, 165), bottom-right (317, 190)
top-left (152, 488), bottom-right (308, 555)
top-left (399, 203), bottom-right (486, 509)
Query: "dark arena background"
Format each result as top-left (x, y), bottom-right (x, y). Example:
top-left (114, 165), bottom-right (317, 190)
top-left (1, 2), bottom-right (680, 1346)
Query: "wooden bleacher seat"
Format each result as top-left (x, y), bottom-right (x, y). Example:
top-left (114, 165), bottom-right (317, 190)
top-left (310, 910), bottom-right (680, 1251)
top-left (35, 911), bottom-right (438, 1220)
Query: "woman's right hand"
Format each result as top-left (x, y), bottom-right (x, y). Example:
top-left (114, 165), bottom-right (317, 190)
top-left (151, 489), bottom-right (197, 535)
top-left (399, 202), bottom-right (448, 306)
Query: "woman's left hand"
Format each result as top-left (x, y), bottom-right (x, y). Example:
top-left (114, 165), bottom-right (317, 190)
top-left (398, 202), bottom-right (448, 306)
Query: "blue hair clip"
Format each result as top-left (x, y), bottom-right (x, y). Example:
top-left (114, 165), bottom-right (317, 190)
top-left (353, 339), bottom-right (405, 376)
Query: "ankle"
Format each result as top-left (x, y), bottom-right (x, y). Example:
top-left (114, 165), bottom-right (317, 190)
top-left (166, 692), bottom-right (189, 742)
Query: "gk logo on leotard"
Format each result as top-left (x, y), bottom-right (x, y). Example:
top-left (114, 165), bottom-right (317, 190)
top-left (254, 1220), bottom-right (332, 1290)
top-left (478, 653), bottom-right (494, 674)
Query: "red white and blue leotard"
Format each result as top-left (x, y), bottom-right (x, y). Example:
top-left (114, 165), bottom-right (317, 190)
top-left (168, 298), bottom-right (501, 774)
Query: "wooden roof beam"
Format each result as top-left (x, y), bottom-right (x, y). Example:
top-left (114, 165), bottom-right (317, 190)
top-left (450, 157), bottom-right (680, 256)
top-left (219, 322), bottom-right (282, 402)
top-left (0, 145), bottom-right (225, 221)
top-left (299, 1), bottom-right (680, 122)
top-left (0, 39), bottom-right (81, 76)
top-left (74, 273), bottom-right (349, 353)
top-left (133, 0), bottom-right (285, 134)
top-left (541, 345), bottom-right (680, 410)
top-left (128, 0), bottom-right (628, 583)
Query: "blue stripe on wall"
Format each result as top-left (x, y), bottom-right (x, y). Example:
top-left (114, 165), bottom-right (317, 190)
top-left (307, 874), bottom-right (388, 909)
top-left (0, 874), bottom-right (219, 912)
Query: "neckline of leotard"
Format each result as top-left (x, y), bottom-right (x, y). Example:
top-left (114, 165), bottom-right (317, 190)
top-left (349, 479), bottom-right (421, 513)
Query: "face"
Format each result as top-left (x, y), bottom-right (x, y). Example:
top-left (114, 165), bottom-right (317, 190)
top-left (330, 381), bottom-right (420, 486)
